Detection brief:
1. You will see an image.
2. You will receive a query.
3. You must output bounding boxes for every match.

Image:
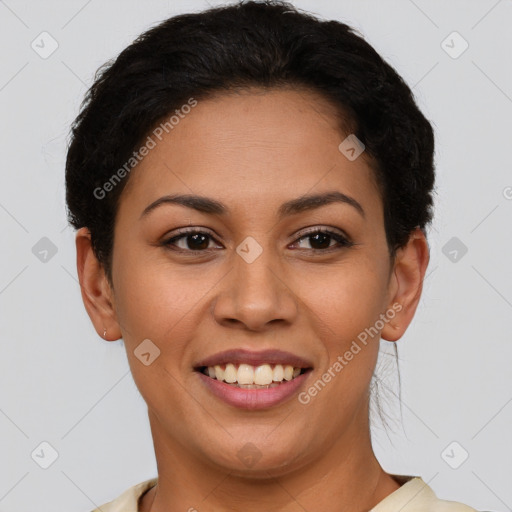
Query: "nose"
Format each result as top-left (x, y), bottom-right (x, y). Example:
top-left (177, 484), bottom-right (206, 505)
top-left (212, 245), bottom-right (298, 332)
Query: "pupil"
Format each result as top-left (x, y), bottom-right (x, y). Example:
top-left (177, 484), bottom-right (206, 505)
top-left (310, 232), bottom-right (330, 249)
top-left (188, 233), bottom-right (209, 250)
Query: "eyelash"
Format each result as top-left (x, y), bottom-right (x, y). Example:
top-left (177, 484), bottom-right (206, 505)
top-left (160, 227), bottom-right (354, 254)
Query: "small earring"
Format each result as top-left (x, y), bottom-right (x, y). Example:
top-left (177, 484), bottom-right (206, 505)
top-left (103, 328), bottom-right (107, 339)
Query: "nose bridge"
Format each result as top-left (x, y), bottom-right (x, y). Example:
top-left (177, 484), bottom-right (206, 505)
top-left (213, 237), bottom-right (297, 330)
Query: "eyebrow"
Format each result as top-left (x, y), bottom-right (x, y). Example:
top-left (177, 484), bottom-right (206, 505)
top-left (139, 191), bottom-right (365, 220)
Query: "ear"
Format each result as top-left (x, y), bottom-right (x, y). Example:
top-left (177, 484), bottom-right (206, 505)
top-left (75, 227), bottom-right (122, 341)
top-left (381, 227), bottom-right (430, 342)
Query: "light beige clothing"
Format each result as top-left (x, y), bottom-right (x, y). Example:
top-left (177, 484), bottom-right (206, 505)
top-left (91, 474), bottom-right (479, 512)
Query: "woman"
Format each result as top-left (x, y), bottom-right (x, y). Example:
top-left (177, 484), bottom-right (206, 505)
top-left (65, 1), bottom-right (481, 510)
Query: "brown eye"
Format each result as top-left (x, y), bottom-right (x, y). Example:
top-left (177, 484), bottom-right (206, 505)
top-left (291, 229), bottom-right (353, 252)
top-left (305, 231), bottom-right (332, 250)
top-left (162, 230), bottom-right (221, 252)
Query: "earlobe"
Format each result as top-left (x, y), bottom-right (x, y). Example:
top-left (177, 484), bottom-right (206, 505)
top-left (75, 227), bottom-right (121, 341)
top-left (381, 227), bottom-right (430, 343)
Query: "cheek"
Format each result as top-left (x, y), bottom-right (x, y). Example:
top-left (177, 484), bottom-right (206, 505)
top-left (111, 257), bottom-right (204, 413)
top-left (112, 249), bottom-right (219, 359)
top-left (299, 269), bottom-right (384, 413)
top-left (295, 257), bottom-right (389, 341)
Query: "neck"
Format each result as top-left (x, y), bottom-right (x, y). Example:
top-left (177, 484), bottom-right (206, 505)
top-left (139, 406), bottom-right (401, 512)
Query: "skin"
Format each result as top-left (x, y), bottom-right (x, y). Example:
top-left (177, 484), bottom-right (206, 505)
top-left (76, 86), bottom-right (429, 511)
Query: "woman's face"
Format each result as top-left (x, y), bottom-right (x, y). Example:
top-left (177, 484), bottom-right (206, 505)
top-left (84, 87), bottom-right (423, 476)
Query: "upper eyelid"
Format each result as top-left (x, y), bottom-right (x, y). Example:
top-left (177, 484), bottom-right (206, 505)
top-left (166, 225), bottom-right (349, 239)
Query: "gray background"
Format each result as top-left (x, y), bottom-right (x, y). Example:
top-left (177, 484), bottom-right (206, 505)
top-left (1, 0), bottom-right (511, 510)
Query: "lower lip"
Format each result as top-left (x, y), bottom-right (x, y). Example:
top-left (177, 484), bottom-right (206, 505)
top-left (196, 371), bottom-right (311, 410)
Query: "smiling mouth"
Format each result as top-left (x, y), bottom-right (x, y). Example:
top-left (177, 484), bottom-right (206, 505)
top-left (196, 363), bottom-right (312, 389)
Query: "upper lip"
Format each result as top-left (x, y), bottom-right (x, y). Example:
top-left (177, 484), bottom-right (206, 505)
top-left (194, 349), bottom-right (313, 369)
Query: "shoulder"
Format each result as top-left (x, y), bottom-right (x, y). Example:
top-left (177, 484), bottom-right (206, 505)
top-left (433, 499), bottom-right (480, 512)
top-left (89, 477), bottom-right (157, 512)
top-left (371, 476), bottom-right (479, 512)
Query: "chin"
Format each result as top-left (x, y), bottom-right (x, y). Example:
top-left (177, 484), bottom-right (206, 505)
top-left (199, 436), bottom-right (308, 478)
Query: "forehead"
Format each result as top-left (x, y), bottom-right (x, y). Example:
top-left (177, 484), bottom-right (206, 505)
top-left (118, 87), bottom-right (382, 221)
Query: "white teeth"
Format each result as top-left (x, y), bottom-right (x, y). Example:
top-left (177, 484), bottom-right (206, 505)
top-left (273, 364), bottom-right (284, 381)
top-left (204, 363), bottom-right (305, 385)
top-left (237, 364), bottom-right (254, 385)
top-left (214, 365), bottom-right (224, 381)
top-left (283, 365), bottom-right (294, 381)
top-left (254, 364), bottom-right (273, 385)
top-left (224, 363), bottom-right (237, 383)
